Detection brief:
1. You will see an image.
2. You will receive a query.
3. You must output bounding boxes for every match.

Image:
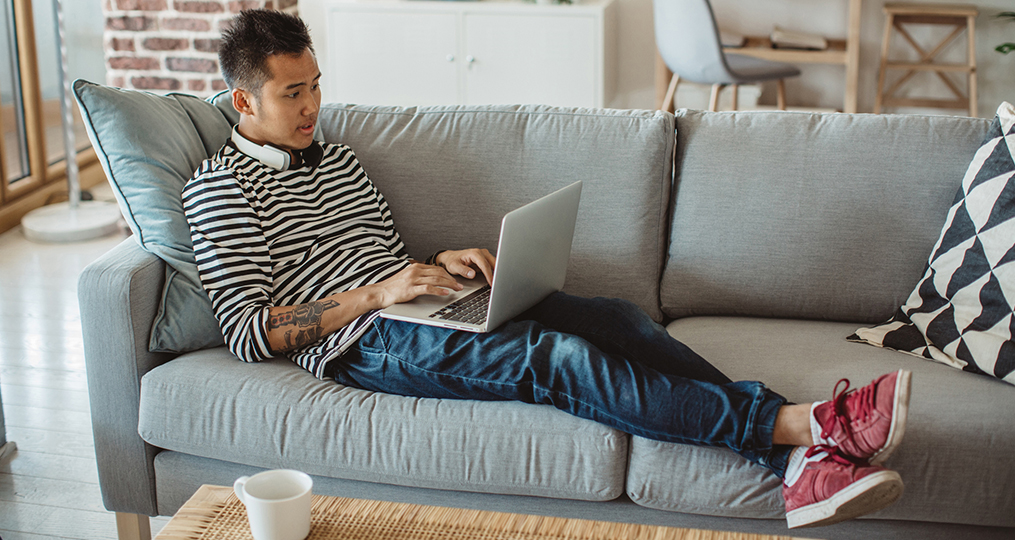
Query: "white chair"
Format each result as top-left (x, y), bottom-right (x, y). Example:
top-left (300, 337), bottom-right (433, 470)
top-left (654, 0), bottom-right (801, 112)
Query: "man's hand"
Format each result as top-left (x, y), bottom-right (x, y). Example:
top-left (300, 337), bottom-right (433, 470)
top-left (435, 248), bottom-right (496, 286)
top-left (373, 263), bottom-right (464, 308)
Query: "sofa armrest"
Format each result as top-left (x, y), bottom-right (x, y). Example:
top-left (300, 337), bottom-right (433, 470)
top-left (79, 238), bottom-right (175, 516)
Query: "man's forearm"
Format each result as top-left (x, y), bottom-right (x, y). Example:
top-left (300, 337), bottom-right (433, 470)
top-left (265, 287), bottom-right (383, 354)
top-left (268, 299), bottom-right (339, 351)
top-left (264, 261), bottom-right (467, 354)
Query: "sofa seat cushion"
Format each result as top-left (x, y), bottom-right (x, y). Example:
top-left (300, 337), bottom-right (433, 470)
top-left (138, 349), bottom-right (628, 501)
top-left (625, 316), bottom-right (1015, 526)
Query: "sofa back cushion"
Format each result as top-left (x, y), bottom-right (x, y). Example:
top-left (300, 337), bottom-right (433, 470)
top-left (317, 104), bottom-right (675, 321)
top-left (662, 110), bottom-right (991, 323)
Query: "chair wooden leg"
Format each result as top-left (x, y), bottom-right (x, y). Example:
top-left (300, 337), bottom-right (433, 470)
top-left (776, 79), bottom-right (787, 110)
top-left (967, 14), bottom-right (977, 116)
top-left (709, 84), bottom-right (724, 112)
top-left (730, 84), bottom-right (739, 111)
top-left (875, 13), bottom-right (894, 114)
top-left (0, 441), bottom-right (15, 463)
top-left (661, 73), bottom-right (680, 113)
top-left (116, 512), bottom-right (152, 540)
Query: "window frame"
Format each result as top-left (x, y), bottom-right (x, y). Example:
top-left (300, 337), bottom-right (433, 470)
top-left (0, 0), bottom-right (98, 210)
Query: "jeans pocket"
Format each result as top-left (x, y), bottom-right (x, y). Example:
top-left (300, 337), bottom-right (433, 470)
top-left (351, 318), bottom-right (388, 354)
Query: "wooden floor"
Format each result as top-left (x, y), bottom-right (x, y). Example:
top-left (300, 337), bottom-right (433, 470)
top-left (0, 185), bottom-right (170, 539)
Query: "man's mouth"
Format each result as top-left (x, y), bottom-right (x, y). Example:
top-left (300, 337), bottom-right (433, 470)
top-left (298, 121), bottom-right (315, 134)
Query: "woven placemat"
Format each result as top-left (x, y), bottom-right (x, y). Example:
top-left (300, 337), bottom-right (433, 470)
top-left (154, 486), bottom-right (800, 540)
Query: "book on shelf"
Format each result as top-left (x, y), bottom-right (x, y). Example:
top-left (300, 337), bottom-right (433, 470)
top-left (770, 26), bottom-right (828, 50)
top-left (719, 29), bottom-right (746, 48)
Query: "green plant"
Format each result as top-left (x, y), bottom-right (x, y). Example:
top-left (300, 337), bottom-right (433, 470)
top-left (998, 11), bottom-right (1015, 54)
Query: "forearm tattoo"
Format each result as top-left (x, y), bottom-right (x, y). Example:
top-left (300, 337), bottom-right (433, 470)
top-left (268, 299), bottom-right (340, 350)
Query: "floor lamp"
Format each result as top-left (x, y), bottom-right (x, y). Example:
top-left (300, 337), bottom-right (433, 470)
top-left (21, 0), bottom-right (121, 243)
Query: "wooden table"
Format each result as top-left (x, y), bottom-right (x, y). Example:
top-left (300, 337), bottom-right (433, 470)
top-left (0, 382), bottom-right (16, 462)
top-left (154, 485), bottom-right (815, 540)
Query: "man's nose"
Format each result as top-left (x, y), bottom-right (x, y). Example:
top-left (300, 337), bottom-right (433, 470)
top-left (302, 94), bottom-right (319, 116)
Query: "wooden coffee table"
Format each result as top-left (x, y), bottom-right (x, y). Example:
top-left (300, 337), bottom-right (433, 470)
top-left (154, 484), bottom-right (815, 540)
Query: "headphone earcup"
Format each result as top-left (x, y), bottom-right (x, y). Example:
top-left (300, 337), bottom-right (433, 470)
top-left (263, 145), bottom-right (291, 171)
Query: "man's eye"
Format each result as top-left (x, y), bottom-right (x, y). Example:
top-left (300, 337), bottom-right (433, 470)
top-left (312, 83), bottom-right (320, 91)
top-left (287, 92), bottom-right (299, 98)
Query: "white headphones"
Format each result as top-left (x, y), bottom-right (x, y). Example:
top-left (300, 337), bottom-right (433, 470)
top-left (231, 127), bottom-right (292, 171)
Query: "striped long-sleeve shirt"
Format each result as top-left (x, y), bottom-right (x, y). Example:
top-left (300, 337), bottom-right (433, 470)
top-left (182, 140), bottom-right (412, 379)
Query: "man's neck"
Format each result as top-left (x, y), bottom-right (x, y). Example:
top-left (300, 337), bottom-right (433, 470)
top-left (231, 127), bottom-right (292, 170)
top-left (230, 126), bottom-right (323, 171)
top-left (235, 122), bottom-right (295, 159)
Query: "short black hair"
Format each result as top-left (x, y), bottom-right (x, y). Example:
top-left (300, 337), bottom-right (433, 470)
top-left (219, 9), bottom-right (315, 96)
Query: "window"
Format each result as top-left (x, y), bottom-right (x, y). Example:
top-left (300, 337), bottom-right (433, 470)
top-left (0, 0), bottom-right (105, 228)
top-left (1, 0), bottom-right (29, 183)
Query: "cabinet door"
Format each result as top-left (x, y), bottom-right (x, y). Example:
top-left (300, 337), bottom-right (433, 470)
top-left (325, 9), bottom-right (459, 106)
top-left (463, 13), bottom-right (598, 108)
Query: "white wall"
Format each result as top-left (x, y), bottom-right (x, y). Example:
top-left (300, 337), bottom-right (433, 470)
top-left (613, 0), bottom-right (1015, 117)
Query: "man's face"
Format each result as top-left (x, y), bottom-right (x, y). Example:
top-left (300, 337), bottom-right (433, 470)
top-left (234, 48), bottom-right (321, 153)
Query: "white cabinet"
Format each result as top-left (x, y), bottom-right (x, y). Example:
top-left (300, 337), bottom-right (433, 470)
top-left (324, 9), bottom-right (460, 105)
top-left (464, 13), bottom-right (598, 106)
top-left (304, 0), bottom-right (617, 108)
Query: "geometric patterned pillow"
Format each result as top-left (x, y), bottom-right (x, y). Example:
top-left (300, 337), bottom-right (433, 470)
top-left (849, 102), bottom-right (1015, 384)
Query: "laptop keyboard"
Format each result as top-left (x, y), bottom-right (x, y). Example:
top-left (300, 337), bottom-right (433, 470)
top-left (428, 286), bottom-right (491, 325)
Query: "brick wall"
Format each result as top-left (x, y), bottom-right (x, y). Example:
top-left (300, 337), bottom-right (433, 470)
top-left (103, 0), bottom-right (299, 98)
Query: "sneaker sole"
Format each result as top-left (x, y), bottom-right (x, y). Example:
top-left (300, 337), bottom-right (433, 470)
top-left (869, 369), bottom-right (911, 466)
top-left (786, 469), bottom-right (904, 529)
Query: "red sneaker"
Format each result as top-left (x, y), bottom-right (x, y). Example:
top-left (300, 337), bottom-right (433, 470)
top-left (784, 446), bottom-right (904, 528)
top-left (813, 369), bottom-right (911, 465)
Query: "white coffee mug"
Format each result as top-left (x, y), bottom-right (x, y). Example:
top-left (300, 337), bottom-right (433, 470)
top-left (233, 469), bottom-right (313, 540)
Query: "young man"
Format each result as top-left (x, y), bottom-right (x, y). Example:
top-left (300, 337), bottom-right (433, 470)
top-left (183, 9), bottom-right (913, 529)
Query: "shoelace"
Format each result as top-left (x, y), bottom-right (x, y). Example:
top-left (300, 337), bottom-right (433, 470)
top-left (805, 443), bottom-right (861, 467)
top-left (819, 378), bottom-right (876, 443)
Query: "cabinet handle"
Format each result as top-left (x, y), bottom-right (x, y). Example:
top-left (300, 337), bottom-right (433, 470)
top-left (466, 55), bottom-right (475, 63)
top-left (446, 54), bottom-right (455, 62)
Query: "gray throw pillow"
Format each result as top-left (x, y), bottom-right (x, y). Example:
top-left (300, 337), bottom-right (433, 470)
top-left (73, 80), bottom-right (232, 353)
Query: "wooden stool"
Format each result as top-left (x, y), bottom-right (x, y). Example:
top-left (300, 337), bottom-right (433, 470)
top-left (875, 3), bottom-right (977, 116)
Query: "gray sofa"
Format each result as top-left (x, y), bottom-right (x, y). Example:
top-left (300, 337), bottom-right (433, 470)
top-left (77, 86), bottom-right (1015, 539)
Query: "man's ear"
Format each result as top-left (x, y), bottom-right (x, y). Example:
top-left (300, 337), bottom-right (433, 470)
top-left (232, 88), bottom-right (255, 115)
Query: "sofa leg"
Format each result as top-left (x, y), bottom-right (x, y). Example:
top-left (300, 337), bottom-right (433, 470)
top-left (115, 512), bottom-right (152, 540)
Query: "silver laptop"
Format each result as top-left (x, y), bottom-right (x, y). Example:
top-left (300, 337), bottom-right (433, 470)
top-left (380, 181), bottom-right (582, 332)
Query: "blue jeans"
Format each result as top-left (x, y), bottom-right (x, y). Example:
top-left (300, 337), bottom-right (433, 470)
top-left (333, 292), bottom-right (792, 477)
